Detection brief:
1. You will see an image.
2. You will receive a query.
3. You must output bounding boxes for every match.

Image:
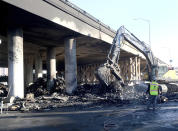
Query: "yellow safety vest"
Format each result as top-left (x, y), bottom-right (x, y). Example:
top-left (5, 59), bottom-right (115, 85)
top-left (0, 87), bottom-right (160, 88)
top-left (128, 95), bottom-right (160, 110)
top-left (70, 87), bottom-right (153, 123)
top-left (150, 81), bottom-right (158, 95)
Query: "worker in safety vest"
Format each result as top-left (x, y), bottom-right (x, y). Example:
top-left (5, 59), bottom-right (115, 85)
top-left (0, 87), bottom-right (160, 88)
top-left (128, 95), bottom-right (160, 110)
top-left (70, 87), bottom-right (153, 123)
top-left (146, 77), bottom-right (162, 110)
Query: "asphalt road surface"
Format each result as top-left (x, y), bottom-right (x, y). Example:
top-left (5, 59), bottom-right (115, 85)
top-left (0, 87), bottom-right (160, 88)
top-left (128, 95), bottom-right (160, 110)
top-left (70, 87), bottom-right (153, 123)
top-left (0, 101), bottom-right (178, 131)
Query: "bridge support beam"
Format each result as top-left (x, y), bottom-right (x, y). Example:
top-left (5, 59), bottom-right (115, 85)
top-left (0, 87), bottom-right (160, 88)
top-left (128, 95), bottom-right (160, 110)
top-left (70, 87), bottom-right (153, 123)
top-left (119, 56), bottom-right (141, 81)
top-left (47, 47), bottom-right (56, 90)
top-left (24, 55), bottom-right (34, 87)
top-left (137, 57), bottom-right (141, 80)
top-left (8, 27), bottom-right (24, 98)
top-left (65, 37), bottom-right (77, 94)
top-left (120, 59), bottom-right (130, 81)
top-left (35, 51), bottom-right (43, 80)
top-left (78, 64), bottom-right (100, 84)
top-left (129, 56), bottom-right (141, 81)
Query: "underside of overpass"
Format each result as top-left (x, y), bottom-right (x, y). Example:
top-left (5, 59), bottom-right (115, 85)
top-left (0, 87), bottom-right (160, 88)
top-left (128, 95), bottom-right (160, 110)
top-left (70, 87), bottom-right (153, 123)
top-left (0, 1), bottom-right (144, 66)
top-left (0, 0), bottom-right (147, 98)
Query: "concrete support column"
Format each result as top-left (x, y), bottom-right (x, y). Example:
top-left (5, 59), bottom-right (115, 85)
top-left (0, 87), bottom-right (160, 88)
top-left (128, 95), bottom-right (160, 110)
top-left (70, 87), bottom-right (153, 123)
top-left (124, 59), bottom-right (130, 81)
top-left (65, 37), bottom-right (77, 94)
top-left (135, 57), bottom-right (138, 80)
top-left (129, 57), bottom-right (134, 80)
top-left (129, 56), bottom-right (141, 81)
top-left (25, 55), bottom-right (33, 87)
top-left (35, 51), bottom-right (43, 80)
top-left (137, 57), bottom-right (141, 80)
top-left (8, 27), bottom-right (24, 98)
top-left (47, 47), bottom-right (56, 90)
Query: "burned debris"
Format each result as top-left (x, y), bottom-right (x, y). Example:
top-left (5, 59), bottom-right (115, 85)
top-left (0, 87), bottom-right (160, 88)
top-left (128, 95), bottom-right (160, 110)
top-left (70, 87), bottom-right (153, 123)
top-left (0, 76), bottom-right (8, 83)
top-left (0, 70), bottom-right (178, 112)
top-left (26, 78), bottom-right (49, 97)
top-left (0, 76), bottom-right (131, 112)
top-left (26, 76), bottom-right (65, 97)
top-left (0, 83), bottom-right (8, 97)
top-left (1, 76), bottom-right (178, 112)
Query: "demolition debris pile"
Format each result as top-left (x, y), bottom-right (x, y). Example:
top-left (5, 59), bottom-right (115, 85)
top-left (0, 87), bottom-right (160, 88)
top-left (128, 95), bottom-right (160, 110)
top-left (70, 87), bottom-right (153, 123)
top-left (1, 76), bottom-right (178, 112)
top-left (0, 79), bottom-right (148, 112)
top-left (26, 78), bottom-right (49, 96)
top-left (26, 77), bottom-right (65, 97)
top-left (21, 80), bottom-right (129, 112)
top-left (0, 83), bottom-right (8, 97)
top-left (165, 83), bottom-right (178, 99)
top-left (0, 75), bottom-right (8, 82)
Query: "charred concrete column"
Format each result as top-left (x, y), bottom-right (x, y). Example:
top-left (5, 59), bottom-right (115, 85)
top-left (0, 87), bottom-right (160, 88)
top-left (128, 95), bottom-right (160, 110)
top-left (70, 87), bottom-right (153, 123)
top-left (137, 57), bottom-right (141, 80)
top-left (25, 55), bottom-right (34, 87)
top-left (135, 57), bottom-right (138, 80)
top-left (129, 57), bottom-right (133, 80)
top-left (65, 37), bottom-right (77, 94)
top-left (35, 51), bottom-right (43, 80)
top-left (8, 27), bottom-right (24, 98)
top-left (47, 47), bottom-right (56, 90)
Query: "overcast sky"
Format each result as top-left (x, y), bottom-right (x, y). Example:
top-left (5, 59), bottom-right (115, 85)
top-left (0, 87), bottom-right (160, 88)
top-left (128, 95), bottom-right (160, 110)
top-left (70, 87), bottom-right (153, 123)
top-left (70, 0), bottom-right (178, 67)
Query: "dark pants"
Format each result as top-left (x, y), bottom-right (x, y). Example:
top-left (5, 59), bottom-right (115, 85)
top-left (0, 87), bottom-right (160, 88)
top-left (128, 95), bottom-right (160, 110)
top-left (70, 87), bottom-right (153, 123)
top-left (147, 95), bottom-right (158, 110)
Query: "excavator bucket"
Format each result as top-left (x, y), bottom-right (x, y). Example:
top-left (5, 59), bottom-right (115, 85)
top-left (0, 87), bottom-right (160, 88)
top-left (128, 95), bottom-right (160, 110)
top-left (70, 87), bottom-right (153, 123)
top-left (95, 64), bottom-right (115, 86)
top-left (95, 64), bottom-right (124, 87)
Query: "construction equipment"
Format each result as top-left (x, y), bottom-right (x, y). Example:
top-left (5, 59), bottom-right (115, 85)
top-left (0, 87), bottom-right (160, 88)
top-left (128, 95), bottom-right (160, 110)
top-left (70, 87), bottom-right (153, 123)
top-left (96, 25), bottom-right (158, 87)
top-left (95, 25), bottom-right (178, 101)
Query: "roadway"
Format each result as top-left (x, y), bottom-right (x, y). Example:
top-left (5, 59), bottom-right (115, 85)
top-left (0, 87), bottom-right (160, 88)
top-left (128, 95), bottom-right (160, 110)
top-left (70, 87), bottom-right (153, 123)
top-left (0, 101), bottom-right (178, 131)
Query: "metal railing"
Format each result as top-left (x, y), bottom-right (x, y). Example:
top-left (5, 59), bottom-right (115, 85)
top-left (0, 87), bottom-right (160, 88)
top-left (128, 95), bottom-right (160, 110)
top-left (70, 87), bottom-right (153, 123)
top-left (59, 0), bottom-right (116, 33)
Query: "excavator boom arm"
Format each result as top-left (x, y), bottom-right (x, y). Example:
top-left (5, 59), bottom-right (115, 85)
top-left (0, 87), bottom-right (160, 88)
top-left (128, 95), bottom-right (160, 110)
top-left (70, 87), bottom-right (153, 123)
top-left (109, 26), bottom-right (157, 69)
top-left (96, 26), bottom-right (157, 86)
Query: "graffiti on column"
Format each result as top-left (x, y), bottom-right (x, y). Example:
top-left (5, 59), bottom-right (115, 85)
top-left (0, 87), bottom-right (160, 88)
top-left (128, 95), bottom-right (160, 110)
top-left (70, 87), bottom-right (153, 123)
top-left (8, 39), bottom-right (23, 63)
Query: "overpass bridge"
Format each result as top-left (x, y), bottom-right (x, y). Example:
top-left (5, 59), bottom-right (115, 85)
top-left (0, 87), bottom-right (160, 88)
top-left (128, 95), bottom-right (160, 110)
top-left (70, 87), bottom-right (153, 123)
top-left (0, 0), bottom-right (146, 98)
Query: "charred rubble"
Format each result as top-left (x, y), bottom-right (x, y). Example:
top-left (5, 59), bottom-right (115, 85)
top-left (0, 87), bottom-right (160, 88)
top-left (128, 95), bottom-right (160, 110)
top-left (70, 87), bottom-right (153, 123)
top-left (0, 75), bottom-right (8, 83)
top-left (0, 76), bottom-right (178, 112)
top-left (0, 77), bottom-right (130, 112)
top-left (26, 76), bottom-right (65, 97)
top-left (19, 79), bottom-right (129, 112)
top-left (0, 83), bottom-right (8, 97)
